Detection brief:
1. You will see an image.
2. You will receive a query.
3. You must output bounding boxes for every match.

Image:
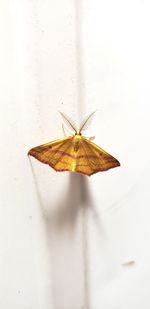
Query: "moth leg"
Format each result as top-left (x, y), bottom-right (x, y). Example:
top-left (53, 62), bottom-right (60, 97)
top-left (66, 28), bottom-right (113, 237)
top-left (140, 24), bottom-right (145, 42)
top-left (62, 124), bottom-right (73, 137)
top-left (62, 124), bottom-right (67, 136)
top-left (89, 136), bottom-right (95, 141)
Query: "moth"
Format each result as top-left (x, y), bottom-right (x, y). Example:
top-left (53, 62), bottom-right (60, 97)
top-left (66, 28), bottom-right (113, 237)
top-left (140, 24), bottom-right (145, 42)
top-left (28, 112), bottom-right (120, 176)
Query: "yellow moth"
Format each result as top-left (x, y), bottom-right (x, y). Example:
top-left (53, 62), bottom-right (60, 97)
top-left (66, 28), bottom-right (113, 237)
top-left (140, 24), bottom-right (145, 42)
top-left (28, 112), bottom-right (120, 176)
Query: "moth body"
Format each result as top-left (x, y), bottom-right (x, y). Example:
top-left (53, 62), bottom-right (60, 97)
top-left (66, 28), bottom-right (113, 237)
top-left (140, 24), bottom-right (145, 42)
top-left (73, 134), bottom-right (82, 152)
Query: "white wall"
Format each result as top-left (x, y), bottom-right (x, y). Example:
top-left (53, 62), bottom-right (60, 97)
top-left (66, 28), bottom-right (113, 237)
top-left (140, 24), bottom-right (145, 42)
top-left (1, 1), bottom-right (150, 309)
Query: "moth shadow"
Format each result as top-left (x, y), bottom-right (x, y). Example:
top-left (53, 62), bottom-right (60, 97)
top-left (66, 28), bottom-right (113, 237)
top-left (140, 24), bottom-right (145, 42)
top-left (29, 158), bottom-right (95, 309)
top-left (42, 173), bottom-right (90, 309)
top-left (29, 158), bottom-right (121, 308)
top-left (44, 173), bottom-right (92, 309)
top-left (43, 173), bottom-right (109, 309)
top-left (44, 173), bottom-right (91, 230)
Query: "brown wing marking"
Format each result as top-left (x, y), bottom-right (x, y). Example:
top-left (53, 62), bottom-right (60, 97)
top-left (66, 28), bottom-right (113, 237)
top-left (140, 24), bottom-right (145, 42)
top-left (81, 137), bottom-right (120, 174)
top-left (28, 137), bottom-right (75, 171)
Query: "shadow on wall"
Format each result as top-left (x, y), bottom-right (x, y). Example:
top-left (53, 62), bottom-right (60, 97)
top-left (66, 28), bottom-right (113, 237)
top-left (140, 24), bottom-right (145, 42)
top-left (44, 173), bottom-right (91, 230)
top-left (29, 159), bottom-right (119, 309)
top-left (44, 173), bottom-right (92, 309)
top-left (29, 158), bottom-right (94, 309)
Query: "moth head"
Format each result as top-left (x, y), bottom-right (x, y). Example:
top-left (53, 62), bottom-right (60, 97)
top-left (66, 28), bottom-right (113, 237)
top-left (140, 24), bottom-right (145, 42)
top-left (75, 132), bottom-right (82, 136)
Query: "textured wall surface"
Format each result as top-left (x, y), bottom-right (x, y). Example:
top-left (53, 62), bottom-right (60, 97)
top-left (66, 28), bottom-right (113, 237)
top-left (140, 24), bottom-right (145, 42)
top-left (1, 1), bottom-right (150, 308)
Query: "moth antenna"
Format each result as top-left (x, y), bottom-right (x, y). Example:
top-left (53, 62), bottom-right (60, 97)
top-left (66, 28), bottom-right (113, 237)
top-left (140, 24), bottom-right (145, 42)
top-left (59, 111), bottom-right (77, 133)
top-left (79, 111), bottom-right (96, 133)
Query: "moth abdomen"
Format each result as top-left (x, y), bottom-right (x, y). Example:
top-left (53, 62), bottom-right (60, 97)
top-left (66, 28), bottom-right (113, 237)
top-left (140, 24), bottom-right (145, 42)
top-left (74, 141), bottom-right (80, 152)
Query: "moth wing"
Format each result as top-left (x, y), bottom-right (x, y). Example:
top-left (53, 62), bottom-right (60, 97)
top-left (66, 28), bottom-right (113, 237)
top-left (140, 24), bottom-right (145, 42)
top-left (77, 137), bottom-right (120, 175)
top-left (28, 136), bottom-right (120, 176)
top-left (28, 136), bottom-right (75, 172)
